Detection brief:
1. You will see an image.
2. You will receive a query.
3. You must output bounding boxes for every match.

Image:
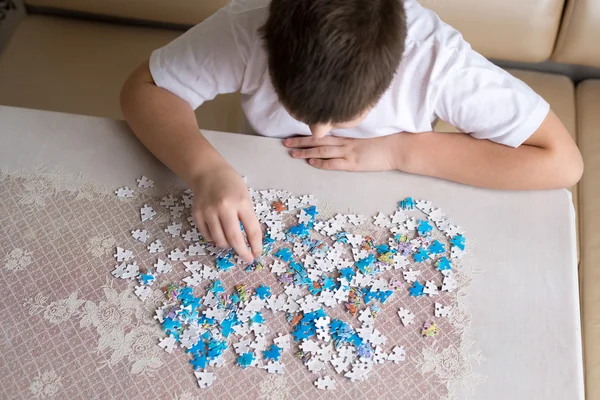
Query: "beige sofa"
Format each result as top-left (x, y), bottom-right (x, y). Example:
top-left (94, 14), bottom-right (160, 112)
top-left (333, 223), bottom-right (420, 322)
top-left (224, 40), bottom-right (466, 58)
top-left (0, 0), bottom-right (598, 397)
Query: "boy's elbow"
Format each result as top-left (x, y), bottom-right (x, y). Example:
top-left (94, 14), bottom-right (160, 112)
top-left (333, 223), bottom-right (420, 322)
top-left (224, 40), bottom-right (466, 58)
top-left (120, 61), bottom-right (155, 116)
top-left (566, 150), bottom-right (584, 188)
top-left (553, 146), bottom-right (584, 189)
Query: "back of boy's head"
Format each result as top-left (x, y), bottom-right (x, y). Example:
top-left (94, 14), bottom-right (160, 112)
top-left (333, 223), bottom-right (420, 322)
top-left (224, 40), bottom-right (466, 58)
top-left (260, 0), bottom-right (407, 126)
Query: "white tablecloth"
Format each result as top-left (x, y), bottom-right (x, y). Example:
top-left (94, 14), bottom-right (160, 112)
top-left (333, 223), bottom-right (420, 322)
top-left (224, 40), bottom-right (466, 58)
top-left (0, 106), bottom-right (584, 399)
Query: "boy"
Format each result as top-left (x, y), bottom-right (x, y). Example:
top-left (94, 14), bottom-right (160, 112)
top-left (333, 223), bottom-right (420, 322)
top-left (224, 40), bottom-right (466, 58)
top-left (120, 0), bottom-right (583, 263)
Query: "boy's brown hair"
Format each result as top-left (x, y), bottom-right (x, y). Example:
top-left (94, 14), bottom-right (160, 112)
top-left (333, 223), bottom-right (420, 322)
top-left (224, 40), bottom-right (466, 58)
top-left (260, 0), bottom-right (407, 125)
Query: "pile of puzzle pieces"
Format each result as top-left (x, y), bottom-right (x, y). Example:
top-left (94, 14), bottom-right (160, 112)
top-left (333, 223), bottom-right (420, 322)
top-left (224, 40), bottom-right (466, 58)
top-left (112, 176), bottom-right (467, 390)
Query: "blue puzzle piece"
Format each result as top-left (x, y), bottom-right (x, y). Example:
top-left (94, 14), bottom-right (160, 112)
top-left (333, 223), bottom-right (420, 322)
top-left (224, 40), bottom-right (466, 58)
top-left (254, 285), bottom-right (272, 299)
top-left (139, 272), bottom-right (155, 285)
top-left (198, 315), bottom-right (215, 326)
top-left (162, 317), bottom-right (181, 334)
top-left (237, 352), bottom-right (255, 369)
top-left (450, 234), bottom-right (466, 251)
top-left (186, 340), bottom-right (206, 355)
top-left (288, 223), bottom-right (311, 238)
top-left (251, 312), bottom-right (264, 324)
top-left (190, 353), bottom-right (209, 370)
top-left (178, 286), bottom-right (193, 299)
top-left (436, 256), bottom-right (452, 271)
top-left (355, 254), bottom-right (376, 274)
top-left (363, 287), bottom-right (378, 304)
top-left (330, 319), bottom-right (355, 344)
top-left (291, 326), bottom-right (312, 342)
top-left (322, 276), bottom-right (336, 290)
top-left (207, 338), bottom-right (227, 359)
top-left (335, 232), bottom-right (349, 244)
top-left (339, 267), bottom-right (356, 281)
top-left (220, 317), bottom-right (235, 338)
top-left (274, 248), bottom-right (293, 262)
top-left (294, 274), bottom-right (311, 287)
top-left (180, 292), bottom-right (202, 310)
top-left (376, 244), bottom-right (390, 253)
top-left (304, 308), bottom-right (327, 321)
top-left (375, 289), bottom-right (394, 304)
top-left (304, 206), bottom-right (318, 218)
top-left (413, 247), bottom-right (430, 263)
top-left (398, 197), bottom-right (415, 210)
top-left (349, 333), bottom-right (363, 347)
top-left (178, 306), bottom-right (195, 321)
top-left (263, 344), bottom-right (282, 362)
top-left (291, 315), bottom-right (317, 342)
top-left (409, 281), bottom-right (425, 297)
top-left (209, 280), bottom-right (225, 295)
top-left (417, 219), bottom-right (433, 236)
top-left (289, 260), bottom-right (307, 277)
top-left (216, 256), bottom-right (235, 271)
top-left (428, 240), bottom-right (445, 255)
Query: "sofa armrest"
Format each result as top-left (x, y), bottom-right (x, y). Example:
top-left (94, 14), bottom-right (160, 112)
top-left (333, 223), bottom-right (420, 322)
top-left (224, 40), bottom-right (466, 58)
top-left (0, 0), bottom-right (25, 53)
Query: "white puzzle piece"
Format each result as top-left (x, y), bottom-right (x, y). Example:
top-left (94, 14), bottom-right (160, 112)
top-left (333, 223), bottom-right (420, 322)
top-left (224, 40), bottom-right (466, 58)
top-left (397, 308), bottom-right (415, 326)
top-left (314, 376), bottom-right (335, 390)
top-left (131, 229), bottom-right (149, 243)
top-left (388, 346), bottom-right (406, 364)
top-left (136, 176), bottom-right (154, 189)
top-left (165, 223), bottom-right (182, 238)
top-left (115, 187), bottom-right (134, 198)
top-left (114, 247), bottom-right (133, 262)
top-left (147, 239), bottom-right (164, 254)
top-left (434, 302), bottom-right (453, 318)
top-left (140, 205), bottom-right (156, 222)
top-left (195, 371), bottom-right (217, 388)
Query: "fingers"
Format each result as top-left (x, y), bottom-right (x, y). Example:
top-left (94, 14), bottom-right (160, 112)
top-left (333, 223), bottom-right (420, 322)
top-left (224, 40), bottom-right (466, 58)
top-left (204, 212), bottom-right (228, 249)
top-left (291, 145), bottom-right (346, 160)
top-left (308, 158), bottom-right (353, 171)
top-left (284, 135), bottom-right (346, 148)
top-left (239, 207), bottom-right (263, 259)
top-left (220, 211), bottom-right (255, 263)
top-left (194, 214), bottom-right (212, 242)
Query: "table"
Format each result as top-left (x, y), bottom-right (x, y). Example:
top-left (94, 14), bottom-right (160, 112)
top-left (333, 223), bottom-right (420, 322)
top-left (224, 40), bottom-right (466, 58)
top-left (0, 106), bottom-right (584, 399)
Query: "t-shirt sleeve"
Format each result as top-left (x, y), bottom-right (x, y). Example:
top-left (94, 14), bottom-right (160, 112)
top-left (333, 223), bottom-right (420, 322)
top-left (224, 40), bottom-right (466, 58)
top-left (149, 5), bottom-right (246, 110)
top-left (431, 47), bottom-right (550, 148)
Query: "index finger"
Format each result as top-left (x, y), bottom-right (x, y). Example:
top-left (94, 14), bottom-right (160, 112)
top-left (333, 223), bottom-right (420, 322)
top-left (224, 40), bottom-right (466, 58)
top-left (283, 135), bottom-right (345, 148)
top-left (239, 206), bottom-right (263, 259)
top-left (220, 211), bottom-right (255, 263)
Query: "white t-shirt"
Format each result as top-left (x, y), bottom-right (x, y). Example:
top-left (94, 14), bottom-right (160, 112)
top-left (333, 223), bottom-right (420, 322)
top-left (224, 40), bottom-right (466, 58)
top-left (149, 0), bottom-right (550, 148)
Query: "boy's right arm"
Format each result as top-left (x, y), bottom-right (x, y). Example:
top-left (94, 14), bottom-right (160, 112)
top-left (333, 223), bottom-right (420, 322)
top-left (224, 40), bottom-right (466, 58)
top-left (120, 61), bottom-right (262, 263)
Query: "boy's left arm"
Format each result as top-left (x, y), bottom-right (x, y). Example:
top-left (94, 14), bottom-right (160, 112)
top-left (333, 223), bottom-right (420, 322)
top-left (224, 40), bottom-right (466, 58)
top-left (284, 109), bottom-right (583, 190)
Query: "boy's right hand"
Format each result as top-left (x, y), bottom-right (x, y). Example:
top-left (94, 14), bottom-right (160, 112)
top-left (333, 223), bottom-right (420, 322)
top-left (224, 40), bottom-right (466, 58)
top-left (190, 163), bottom-right (262, 263)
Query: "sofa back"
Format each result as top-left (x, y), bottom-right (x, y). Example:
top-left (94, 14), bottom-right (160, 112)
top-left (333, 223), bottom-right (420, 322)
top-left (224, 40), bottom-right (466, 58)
top-left (419, 0), bottom-right (565, 63)
top-left (29, 0), bottom-right (594, 66)
top-left (552, 0), bottom-right (600, 68)
top-left (24, 0), bottom-right (230, 26)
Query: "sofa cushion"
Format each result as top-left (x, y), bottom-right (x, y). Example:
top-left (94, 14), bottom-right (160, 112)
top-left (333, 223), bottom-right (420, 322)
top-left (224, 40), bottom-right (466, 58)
top-left (0, 15), bottom-right (244, 133)
top-left (418, 0), bottom-right (565, 62)
top-left (576, 79), bottom-right (600, 400)
top-left (25, 0), bottom-right (230, 26)
top-left (552, 0), bottom-right (600, 68)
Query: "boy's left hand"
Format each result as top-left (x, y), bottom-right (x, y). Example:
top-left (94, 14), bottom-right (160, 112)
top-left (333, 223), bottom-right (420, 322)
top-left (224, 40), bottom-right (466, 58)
top-left (284, 135), bottom-right (399, 172)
